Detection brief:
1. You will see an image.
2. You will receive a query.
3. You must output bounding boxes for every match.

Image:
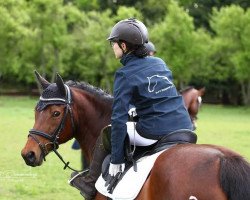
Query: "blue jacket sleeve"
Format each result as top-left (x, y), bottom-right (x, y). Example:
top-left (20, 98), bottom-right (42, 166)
top-left (111, 71), bottom-right (132, 164)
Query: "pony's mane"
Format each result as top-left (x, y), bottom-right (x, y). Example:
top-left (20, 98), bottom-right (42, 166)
top-left (180, 86), bottom-right (194, 94)
top-left (66, 80), bottom-right (113, 102)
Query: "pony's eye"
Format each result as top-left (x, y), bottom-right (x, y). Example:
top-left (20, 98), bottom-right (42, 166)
top-left (52, 111), bottom-right (60, 117)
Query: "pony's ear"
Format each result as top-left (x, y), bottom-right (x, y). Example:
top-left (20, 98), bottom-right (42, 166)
top-left (34, 70), bottom-right (50, 90)
top-left (56, 73), bottom-right (66, 97)
top-left (199, 87), bottom-right (206, 96)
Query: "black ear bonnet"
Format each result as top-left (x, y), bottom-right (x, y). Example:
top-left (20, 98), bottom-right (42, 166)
top-left (36, 83), bottom-right (67, 111)
top-left (34, 71), bottom-right (72, 111)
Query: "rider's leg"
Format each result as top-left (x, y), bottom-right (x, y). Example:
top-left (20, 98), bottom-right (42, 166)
top-left (126, 122), bottom-right (157, 146)
top-left (69, 126), bottom-right (111, 200)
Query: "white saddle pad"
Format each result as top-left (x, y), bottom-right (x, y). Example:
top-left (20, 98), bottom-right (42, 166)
top-left (95, 149), bottom-right (166, 200)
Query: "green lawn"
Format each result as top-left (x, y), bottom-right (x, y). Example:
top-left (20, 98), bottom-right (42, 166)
top-left (0, 96), bottom-right (83, 200)
top-left (196, 104), bottom-right (250, 160)
top-left (0, 96), bottom-right (249, 199)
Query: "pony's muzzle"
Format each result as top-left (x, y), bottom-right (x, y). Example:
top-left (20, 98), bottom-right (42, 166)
top-left (21, 151), bottom-right (37, 167)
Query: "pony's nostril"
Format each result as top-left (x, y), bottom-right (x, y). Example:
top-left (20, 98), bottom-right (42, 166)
top-left (25, 151), bottom-right (36, 165)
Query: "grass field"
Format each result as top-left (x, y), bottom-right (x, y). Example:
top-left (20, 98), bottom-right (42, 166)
top-left (195, 104), bottom-right (250, 158)
top-left (0, 96), bottom-right (250, 200)
top-left (0, 96), bottom-right (83, 200)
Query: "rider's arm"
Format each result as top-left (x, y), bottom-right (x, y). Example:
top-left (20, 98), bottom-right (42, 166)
top-left (111, 71), bottom-right (132, 164)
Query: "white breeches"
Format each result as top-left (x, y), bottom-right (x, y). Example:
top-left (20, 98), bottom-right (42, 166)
top-left (126, 122), bottom-right (157, 146)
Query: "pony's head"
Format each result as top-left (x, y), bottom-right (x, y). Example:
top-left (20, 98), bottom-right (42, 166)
top-left (21, 71), bottom-right (75, 167)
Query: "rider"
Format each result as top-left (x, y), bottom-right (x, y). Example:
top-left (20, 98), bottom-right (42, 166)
top-left (145, 41), bottom-right (157, 56)
top-left (70, 18), bottom-right (193, 199)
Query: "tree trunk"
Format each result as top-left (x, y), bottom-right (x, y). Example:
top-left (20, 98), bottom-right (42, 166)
top-left (240, 80), bottom-right (250, 105)
top-left (37, 46), bottom-right (46, 94)
top-left (51, 47), bottom-right (59, 83)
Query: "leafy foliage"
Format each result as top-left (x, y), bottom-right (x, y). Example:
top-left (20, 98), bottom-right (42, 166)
top-left (0, 0), bottom-right (250, 104)
top-left (210, 5), bottom-right (250, 104)
top-left (151, 1), bottom-right (204, 88)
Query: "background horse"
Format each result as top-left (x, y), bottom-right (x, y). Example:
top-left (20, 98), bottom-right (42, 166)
top-left (21, 72), bottom-right (250, 200)
top-left (181, 86), bottom-right (205, 129)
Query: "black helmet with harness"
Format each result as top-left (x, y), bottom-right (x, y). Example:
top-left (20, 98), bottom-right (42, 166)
top-left (107, 18), bottom-right (149, 45)
top-left (145, 41), bottom-right (156, 55)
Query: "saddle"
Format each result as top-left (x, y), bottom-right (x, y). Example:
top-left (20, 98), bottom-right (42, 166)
top-left (102, 129), bottom-right (197, 193)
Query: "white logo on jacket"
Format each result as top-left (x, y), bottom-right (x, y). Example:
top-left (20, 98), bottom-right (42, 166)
top-left (147, 75), bottom-right (174, 94)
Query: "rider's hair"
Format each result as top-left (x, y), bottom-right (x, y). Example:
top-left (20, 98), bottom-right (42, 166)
top-left (118, 40), bottom-right (148, 58)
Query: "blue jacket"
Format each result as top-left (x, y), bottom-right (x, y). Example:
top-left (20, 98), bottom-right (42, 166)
top-left (111, 54), bottom-right (192, 164)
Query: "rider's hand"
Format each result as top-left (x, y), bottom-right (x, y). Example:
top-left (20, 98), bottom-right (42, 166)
top-left (128, 107), bottom-right (137, 117)
top-left (109, 163), bottom-right (125, 177)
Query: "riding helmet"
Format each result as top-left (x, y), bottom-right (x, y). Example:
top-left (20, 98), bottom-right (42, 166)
top-left (107, 18), bottom-right (148, 45)
top-left (145, 41), bottom-right (156, 53)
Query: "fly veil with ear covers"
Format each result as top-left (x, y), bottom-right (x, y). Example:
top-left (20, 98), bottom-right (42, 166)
top-left (35, 71), bottom-right (72, 111)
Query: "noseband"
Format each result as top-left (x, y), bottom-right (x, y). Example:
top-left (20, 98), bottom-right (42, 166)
top-left (28, 85), bottom-right (79, 171)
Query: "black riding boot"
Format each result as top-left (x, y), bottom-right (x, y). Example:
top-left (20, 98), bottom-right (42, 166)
top-left (69, 130), bottom-right (110, 200)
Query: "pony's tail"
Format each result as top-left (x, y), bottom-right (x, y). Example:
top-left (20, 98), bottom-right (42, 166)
top-left (220, 154), bottom-right (250, 200)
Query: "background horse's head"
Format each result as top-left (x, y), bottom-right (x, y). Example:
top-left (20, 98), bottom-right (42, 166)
top-left (181, 86), bottom-right (205, 130)
top-left (21, 71), bottom-right (76, 167)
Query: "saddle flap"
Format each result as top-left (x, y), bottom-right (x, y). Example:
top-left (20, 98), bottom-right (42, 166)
top-left (96, 149), bottom-right (167, 200)
top-left (102, 154), bottom-right (111, 181)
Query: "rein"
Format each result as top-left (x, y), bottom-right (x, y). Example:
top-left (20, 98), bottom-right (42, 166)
top-left (28, 85), bottom-right (80, 172)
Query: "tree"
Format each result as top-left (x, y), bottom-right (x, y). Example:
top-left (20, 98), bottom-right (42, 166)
top-left (0, 0), bottom-right (33, 84)
top-left (183, 0), bottom-right (250, 30)
top-left (24, 0), bottom-right (75, 82)
top-left (94, 0), bottom-right (171, 25)
top-left (210, 5), bottom-right (250, 105)
top-left (65, 7), bottom-right (143, 92)
top-left (64, 10), bottom-right (115, 90)
top-left (18, 0), bottom-right (86, 86)
top-left (150, 1), bottom-right (211, 89)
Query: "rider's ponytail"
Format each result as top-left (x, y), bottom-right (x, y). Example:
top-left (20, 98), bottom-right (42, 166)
top-left (120, 41), bottom-right (148, 58)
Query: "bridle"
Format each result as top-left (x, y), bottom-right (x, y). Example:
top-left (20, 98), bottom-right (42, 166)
top-left (28, 85), bottom-right (79, 172)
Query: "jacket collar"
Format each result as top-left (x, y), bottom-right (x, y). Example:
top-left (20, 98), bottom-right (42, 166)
top-left (120, 53), bottom-right (137, 66)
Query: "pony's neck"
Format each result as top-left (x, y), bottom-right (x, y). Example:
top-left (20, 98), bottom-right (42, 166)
top-left (71, 88), bottom-right (112, 160)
